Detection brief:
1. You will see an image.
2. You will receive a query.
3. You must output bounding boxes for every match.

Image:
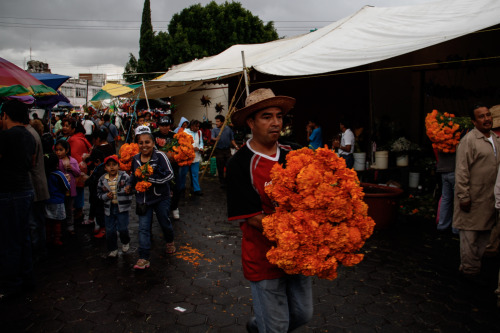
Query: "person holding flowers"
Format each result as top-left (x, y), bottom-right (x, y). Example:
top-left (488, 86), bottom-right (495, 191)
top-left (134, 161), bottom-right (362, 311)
top-left (125, 125), bottom-right (175, 270)
top-left (453, 104), bottom-right (500, 278)
top-left (153, 115), bottom-right (181, 220)
top-left (226, 88), bottom-right (313, 333)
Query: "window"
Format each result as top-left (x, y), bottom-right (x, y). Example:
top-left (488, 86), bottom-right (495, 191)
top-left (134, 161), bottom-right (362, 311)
top-left (76, 87), bottom-right (87, 98)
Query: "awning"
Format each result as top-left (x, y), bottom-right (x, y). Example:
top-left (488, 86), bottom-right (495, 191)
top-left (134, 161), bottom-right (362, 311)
top-left (152, 0), bottom-right (500, 95)
top-left (31, 73), bottom-right (71, 91)
top-left (90, 83), bottom-right (142, 101)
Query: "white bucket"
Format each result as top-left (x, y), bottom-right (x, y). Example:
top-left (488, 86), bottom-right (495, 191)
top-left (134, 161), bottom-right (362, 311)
top-left (374, 151), bottom-right (389, 169)
top-left (353, 153), bottom-right (366, 171)
top-left (396, 154), bottom-right (409, 167)
top-left (409, 172), bottom-right (420, 188)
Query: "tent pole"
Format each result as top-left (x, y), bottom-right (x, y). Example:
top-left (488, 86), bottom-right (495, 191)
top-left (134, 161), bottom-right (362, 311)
top-left (241, 51), bottom-right (250, 97)
top-left (141, 79), bottom-right (151, 112)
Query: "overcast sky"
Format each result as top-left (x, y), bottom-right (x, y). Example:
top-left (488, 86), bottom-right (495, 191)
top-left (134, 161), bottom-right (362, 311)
top-left (0, 0), bottom-right (435, 79)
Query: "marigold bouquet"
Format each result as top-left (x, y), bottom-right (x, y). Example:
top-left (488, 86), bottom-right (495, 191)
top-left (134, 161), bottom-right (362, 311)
top-left (118, 143), bottom-right (139, 172)
top-left (159, 131), bottom-right (195, 166)
top-left (262, 147), bottom-right (375, 280)
top-left (425, 110), bottom-right (473, 153)
top-left (134, 163), bottom-right (153, 192)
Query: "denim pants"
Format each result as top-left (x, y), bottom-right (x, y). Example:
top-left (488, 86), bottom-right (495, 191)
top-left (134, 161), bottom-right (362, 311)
top-left (0, 190), bottom-right (34, 296)
top-left (29, 200), bottom-right (47, 257)
top-left (214, 148), bottom-right (231, 184)
top-left (178, 162), bottom-right (201, 192)
top-left (138, 198), bottom-right (174, 259)
top-left (249, 275), bottom-right (313, 333)
top-left (104, 204), bottom-right (130, 252)
top-left (340, 154), bottom-right (354, 168)
top-left (437, 172), bottom-right (458, 233)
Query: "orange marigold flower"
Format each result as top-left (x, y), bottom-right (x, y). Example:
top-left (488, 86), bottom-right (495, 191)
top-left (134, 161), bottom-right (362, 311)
top-left (135, 181), bottom-right (152, 192)
top-left (262, 147), bottom-right (375, 280)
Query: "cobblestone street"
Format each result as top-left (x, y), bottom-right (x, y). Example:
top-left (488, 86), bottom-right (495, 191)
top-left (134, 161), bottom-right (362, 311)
top-left (1, 176), bottom-right (500, 332)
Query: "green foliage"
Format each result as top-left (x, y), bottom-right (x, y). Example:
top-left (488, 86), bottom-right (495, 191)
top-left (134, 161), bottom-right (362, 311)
top-left (125, 1), bottom-right (279, 82)
top-left (124, 53), bottom-right (140, 84)
top-left (165, 1), bottom-right (278, 69)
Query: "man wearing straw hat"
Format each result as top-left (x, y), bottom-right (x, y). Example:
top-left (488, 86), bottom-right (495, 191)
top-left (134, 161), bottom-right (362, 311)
top-left (226, 88), bottom-right (313, 333)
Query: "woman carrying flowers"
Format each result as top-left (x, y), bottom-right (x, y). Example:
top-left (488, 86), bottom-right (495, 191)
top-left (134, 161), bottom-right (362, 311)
top-left (125, 125), bottom-right (175, 270)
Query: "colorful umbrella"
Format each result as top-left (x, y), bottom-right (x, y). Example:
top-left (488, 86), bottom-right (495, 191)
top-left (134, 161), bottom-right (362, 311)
top-left (0, 57), bottom-right (57, 97)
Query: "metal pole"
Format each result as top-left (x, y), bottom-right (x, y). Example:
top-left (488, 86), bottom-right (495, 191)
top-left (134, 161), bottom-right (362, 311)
top-left (241, 50), bottom-right (250, 97)
top-left (141, 79), bottom-right (151, 112)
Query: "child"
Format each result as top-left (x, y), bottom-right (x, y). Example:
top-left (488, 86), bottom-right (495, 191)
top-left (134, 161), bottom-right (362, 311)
top-left (126, 125), bottom-right (175, 269)
top-left (44, 153), bottom-right (71, 246)
top-left (54, 139), bottom-right (80, 233)
top-left (84, 149), bottom-right (106, 237)
top-left (97, 155), bottom-right (133, 257)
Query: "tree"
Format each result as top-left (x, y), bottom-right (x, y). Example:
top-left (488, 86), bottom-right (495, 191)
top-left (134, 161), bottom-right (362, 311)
top-left (164, 1), bottom-right (278, 69)
top-left (123, 53), bottom-right (140, 83)
top-left (124, 0), bottom-right (164, 83)
top-left (124, 1), bottom-right (279, 82)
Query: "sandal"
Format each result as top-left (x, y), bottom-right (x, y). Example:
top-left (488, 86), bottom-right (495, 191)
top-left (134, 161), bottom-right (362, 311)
top-left (166, 242), bottom-right (176, 254)
top-left (133, 259), bottom-right (150, 269)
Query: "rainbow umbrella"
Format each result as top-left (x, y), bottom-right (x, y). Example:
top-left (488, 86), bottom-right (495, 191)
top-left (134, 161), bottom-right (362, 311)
top-left (0, 57), bottom-right (57, 97)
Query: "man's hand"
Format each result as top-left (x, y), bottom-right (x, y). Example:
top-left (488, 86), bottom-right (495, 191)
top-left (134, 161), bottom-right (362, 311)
top-left (124, 185), bottom-right (131, 194)
top-left (460, 200), bottom-right (471, 212)
top-left (107, 192), bottom-right (113, 199)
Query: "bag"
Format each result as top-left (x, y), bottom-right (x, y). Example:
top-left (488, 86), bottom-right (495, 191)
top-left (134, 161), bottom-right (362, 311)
top-left (136, 203), bottom-right (148, 216)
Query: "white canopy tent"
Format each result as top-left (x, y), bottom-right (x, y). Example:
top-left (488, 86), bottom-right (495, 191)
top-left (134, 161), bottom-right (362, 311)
top-left (139, 0), bottom-right (500, 99)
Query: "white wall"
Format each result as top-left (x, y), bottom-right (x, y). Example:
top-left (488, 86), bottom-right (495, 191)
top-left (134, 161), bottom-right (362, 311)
top-left (171, 84), bottom-right (228, 126)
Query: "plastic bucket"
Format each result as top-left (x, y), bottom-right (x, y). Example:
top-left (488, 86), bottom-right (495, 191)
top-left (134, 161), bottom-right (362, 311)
top-left (374, 151), bottom-right (389, 169)
top-left (353, 153), bottom-right (366, 171)
top-left (409, 172), bottom-right (420, 188)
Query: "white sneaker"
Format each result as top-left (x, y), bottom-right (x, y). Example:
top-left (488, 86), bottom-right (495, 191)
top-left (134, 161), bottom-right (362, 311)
top-left (172, 209), bottom-right (180, 220)
top-left (108, 250), bottom-right (118, 258)
top-left (122, 243), bottom-right (130, 253)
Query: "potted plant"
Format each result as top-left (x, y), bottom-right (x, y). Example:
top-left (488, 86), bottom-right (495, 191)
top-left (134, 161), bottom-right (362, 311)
top-left (391, 137), bottom-right (414, 167)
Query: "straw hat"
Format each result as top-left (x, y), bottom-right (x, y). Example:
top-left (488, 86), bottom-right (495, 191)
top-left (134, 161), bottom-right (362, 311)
top-left (490, 104), bottom-right (500, 128)
top-left (231, 88), bottom-right (296, 127)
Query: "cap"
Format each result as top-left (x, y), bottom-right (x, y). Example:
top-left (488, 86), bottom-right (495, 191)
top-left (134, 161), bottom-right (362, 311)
top-left (158, 116), bottom-right (173, 126)
top-left (135, 125), bottom-right (151, 136)
top-left (104, 154), bottom-right (120, 165)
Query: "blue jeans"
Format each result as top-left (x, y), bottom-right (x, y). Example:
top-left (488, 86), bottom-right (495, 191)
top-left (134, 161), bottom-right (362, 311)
top-left (340, 154), bottom-right (354, 168)
top-left (29, 200), bottom-right (47, 258)
top-left (74, 187), bottom-right (85, 209)
top-left (178, 162), bottom-right (201, 192)
top-left (137, 198), bottom-right (173, 259)
top-left (0, 190), bottom-right (34, 296)
top-left (105, 204), bottom-right (130, 251)
top-left (437, 172), bottom-right (458, 233)
top-left (249, 275), bottom-right (313, 333)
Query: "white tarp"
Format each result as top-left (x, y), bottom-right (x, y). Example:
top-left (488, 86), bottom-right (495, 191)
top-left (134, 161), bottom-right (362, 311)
top-left (152, 0), bottom-right (500, 95)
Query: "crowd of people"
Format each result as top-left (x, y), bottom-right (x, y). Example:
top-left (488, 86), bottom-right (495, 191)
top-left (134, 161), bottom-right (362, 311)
top-left (3, 91), bottom-right (500, 332)
top-left (0, 100), bottom-right (241, 300)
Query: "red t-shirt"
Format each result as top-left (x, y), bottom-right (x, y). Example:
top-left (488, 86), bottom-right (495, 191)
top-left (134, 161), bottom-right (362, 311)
top-left (226, 141), bottom-right (291, 281)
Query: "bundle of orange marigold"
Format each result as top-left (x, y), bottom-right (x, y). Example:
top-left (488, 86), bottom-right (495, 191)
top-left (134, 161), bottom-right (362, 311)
top-left (263, 147), bottom-right (375, 280)
top-left (160, 131), bottom-right (195, 166)
top-left (134, 163), bottom-right (153, 192)
top-left (118, 143), bottom-right (139, 172)
top-left (425, 110), bottom-right (472, 153)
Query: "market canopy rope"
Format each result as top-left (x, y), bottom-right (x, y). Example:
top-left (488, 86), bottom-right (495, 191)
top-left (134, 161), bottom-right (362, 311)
top-left (200, 73), bottom-right (246, 181)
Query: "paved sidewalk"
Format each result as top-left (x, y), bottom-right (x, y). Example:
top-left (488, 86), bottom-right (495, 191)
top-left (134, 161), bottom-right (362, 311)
top-left (1, 176), bottom-right (500, 332)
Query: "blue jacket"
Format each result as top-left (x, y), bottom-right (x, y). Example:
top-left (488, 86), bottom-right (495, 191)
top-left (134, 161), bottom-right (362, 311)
top-left (46, 170), bottom-right (70, 204)
top-left (128, 150), bottom-right (174, 205)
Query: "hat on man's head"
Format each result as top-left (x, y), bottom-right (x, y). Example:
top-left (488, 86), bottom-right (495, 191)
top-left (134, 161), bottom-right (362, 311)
top-left (231, 88), bottom-right (295, 127)
top-left (158, 116), bottom-right (173, 126)
top-left (135, 125), bottom-right (151, 136)
top-left (103, 154), bottom-right (120, 165)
